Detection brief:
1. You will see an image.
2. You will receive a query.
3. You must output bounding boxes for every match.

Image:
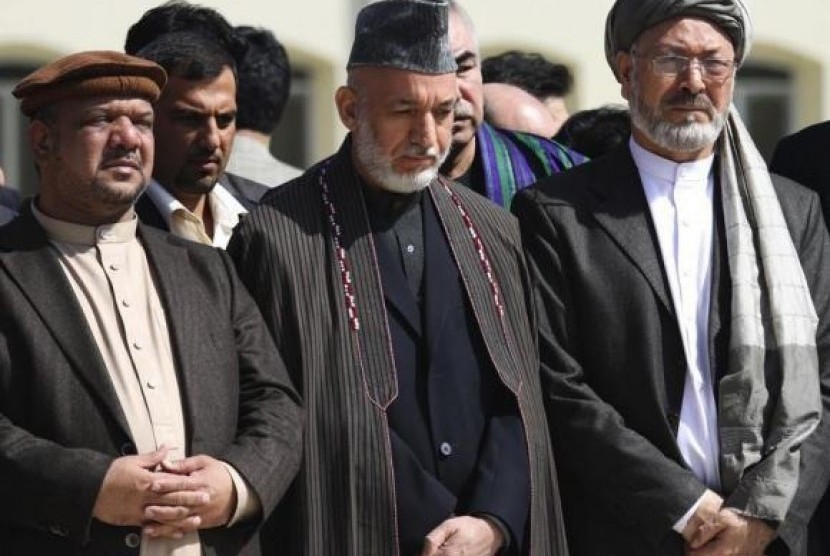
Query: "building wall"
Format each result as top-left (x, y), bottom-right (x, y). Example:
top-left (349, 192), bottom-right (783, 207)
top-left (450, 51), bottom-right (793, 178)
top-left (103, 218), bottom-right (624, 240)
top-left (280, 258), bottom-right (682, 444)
top-left (0, 0), bottom-right (826, 180)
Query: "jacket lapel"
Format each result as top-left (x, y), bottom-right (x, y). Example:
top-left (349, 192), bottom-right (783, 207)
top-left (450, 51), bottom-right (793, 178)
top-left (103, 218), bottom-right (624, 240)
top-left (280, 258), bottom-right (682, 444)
top-left (325, 147), bottom-right (399, 409)
top-left (220, 172), bottom-right (268, 207)
top-left (0, 209), bottom-right (131, 437)
top-left (138, 227), bottom-right (205, 447)
top-left (589, 145), bottom-right (675, 317)
top-left (428, 179), bottom-right (522, 394)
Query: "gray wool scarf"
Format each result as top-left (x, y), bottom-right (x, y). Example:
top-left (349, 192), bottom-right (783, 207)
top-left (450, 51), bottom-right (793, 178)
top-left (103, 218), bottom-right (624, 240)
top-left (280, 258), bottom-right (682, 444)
top-left (717, 105), bottom-right (821, 521)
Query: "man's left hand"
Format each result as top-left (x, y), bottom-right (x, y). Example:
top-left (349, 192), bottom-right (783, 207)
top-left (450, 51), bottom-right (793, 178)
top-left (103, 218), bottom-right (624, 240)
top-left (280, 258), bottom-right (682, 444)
top-left (685, 508), bottom-right (776, 556)
top-left (420, 515), bottom-right (503, 556)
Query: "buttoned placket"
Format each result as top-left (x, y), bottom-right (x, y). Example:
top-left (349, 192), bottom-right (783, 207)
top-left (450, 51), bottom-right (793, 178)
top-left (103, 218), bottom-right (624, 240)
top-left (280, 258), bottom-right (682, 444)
top-left (672, 166), bottom-right (720, 490)
top-left (97, 230), bottom-right (180, 460)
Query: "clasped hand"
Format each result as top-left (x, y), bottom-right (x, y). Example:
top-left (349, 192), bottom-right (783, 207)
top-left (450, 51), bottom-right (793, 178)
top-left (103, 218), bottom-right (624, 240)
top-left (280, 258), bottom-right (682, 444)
top-left (92, 446), bottom-right (236, 539)
top-left (682, 490), bottom-right (775, 556)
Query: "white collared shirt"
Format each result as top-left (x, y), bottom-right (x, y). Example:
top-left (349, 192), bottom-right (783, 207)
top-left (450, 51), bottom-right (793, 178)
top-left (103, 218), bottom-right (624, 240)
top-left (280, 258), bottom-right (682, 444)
top-left (630, 138), bottom-right (722, 529)
top-left (144, 179), bottom-right (247, 248)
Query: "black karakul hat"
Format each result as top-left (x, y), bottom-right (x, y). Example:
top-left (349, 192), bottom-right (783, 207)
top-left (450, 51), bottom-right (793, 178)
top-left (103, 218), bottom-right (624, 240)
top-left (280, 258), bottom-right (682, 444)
top-left (347, 0), bottom-right (457, 74)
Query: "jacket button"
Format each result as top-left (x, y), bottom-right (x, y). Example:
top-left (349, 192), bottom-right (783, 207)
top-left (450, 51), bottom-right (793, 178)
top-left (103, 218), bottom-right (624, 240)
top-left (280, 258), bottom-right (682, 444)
top-left (125, 532), bottom-right (141, 548)
top-left (120, 442), bottom-right (137, 456)
top-left (48, 523), bottom-right (69, 537)
top-left (439, 442), bottom-right (453, 457)
top-left (667, 413), bottom-right (680, 429)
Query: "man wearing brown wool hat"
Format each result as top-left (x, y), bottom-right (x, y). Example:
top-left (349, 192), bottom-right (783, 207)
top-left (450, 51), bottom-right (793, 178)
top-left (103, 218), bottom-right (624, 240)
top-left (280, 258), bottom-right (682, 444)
top-left (0, 51), bottom-right (301, 556)
top-left (227, 1), bottom-right (566, 555)
top-left (513, 1), bottom-right (830, 555)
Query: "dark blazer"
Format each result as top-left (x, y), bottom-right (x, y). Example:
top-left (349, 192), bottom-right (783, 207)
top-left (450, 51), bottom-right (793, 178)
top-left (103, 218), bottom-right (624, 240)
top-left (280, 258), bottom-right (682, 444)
top-left (136, 172), bottom-right (269, 232)
top-left (377, 195), bottom-right (529, 554)
top-left (771, 121), bottom-right (830, 224)
top-left (228, 139), bottom-right (566, 556)
top-left (0, 206), bottom-right (302, 555)
top-left (0, 203), bottom-right (15, 226)
top-left (512, 144), bottom-right (830, 556)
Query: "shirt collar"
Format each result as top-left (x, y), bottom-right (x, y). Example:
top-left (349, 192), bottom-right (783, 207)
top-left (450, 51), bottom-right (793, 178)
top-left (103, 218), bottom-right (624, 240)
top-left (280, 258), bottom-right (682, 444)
top-left (145, 178), bottom-right (248, 232)
top-left (32, 201), bottom-right (138, 246)
top-left (629, 136), bottom-right (714, 184)
top-left (210, 179), bottom-right (248, 233)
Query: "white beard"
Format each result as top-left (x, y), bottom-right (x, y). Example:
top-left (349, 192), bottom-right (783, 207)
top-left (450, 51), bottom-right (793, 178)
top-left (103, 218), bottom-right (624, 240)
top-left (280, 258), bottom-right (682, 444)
top-left (353, 118), bottom-right (448, 194)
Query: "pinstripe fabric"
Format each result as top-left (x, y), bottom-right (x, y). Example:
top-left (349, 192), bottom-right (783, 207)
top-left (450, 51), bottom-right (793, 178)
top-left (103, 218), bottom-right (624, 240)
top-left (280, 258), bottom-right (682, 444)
top-left (229, 141), bottom-right (567, 555)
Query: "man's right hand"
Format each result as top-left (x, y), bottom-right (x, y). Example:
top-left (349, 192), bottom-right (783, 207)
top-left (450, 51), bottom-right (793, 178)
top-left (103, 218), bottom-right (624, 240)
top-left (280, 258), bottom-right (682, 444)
top-left (682, 489), bottom-right (725, 545)
top-left (92, 446), bottom-right (209, 534)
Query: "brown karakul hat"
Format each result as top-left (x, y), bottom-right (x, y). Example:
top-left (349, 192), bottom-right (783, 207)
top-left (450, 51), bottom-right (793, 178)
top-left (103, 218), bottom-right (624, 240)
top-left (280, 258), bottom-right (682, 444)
top-left (13, 50), bottom-right (167, 117)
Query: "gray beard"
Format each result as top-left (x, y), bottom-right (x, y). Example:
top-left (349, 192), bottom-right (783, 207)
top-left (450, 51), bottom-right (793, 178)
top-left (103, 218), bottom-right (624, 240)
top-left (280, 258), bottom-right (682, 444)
top-left (629, 79), bottom-right (727, 153)
top-left (353, 119), bottom-right (448, 194)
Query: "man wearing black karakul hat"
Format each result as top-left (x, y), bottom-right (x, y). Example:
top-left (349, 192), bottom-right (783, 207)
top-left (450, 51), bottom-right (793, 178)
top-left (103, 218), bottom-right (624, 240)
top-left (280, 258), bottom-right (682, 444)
top-left (0, 51), bottom-right (301, 555)
top-left (227, 1), bottom-right (566, 554)
top-left (513, 0), bottom-right (830, 555)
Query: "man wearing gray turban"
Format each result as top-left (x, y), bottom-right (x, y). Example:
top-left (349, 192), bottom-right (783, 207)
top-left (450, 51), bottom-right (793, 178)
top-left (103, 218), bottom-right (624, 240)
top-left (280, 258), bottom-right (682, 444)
top-left (513, 1), bottom-right (830, 555)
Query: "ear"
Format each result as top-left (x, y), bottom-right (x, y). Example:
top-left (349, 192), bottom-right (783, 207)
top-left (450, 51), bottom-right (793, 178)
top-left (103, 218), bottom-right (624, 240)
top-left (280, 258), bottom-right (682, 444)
top-left (615, 51), bottom-right (635, 101)
top-left (335, 86), bottom-right (359, 132)
top-left (28, 120), bottom-right (55, 162)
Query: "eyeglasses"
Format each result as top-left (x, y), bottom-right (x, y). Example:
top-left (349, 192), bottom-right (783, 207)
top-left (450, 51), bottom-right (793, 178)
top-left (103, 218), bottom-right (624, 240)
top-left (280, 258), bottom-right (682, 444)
top-left (633, 51), bottom-right (737, 82)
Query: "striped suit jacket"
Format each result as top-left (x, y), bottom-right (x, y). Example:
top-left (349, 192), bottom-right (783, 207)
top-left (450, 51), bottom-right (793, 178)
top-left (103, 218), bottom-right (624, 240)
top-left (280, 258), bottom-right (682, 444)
top-left (228, 139), bottom-right (567, 555)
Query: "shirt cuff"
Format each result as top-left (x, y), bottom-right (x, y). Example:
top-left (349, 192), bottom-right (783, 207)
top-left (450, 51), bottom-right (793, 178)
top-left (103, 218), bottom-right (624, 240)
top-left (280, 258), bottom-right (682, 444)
top-left (673, 493), bottom-right (707, 534)
top-left (220, 462), bottom-right (262, 527)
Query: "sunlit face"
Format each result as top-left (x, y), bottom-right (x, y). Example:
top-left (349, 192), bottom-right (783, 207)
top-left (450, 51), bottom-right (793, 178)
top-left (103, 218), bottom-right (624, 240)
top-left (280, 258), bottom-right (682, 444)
top-left (33, 95), bottom-right (154, 224)
top-left (617, 17), bottom-right (736, 160)
top-left (448, 8), bottom-right (484, 148)
top-left (151, 66), bottom-right (237, 198)
top-left (337, 67), bottom-right (457, 194)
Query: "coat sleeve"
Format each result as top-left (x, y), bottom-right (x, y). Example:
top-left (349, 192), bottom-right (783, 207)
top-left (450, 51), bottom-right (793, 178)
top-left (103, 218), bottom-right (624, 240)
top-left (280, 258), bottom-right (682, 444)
top-left (771, 184), bottom-right (830, 555)
top-left (212, 248), bottom-right (303, 521)
top-left (511, 189), bottom-right (706, 543)
top-left (0, 333), bottom-right (113, 542)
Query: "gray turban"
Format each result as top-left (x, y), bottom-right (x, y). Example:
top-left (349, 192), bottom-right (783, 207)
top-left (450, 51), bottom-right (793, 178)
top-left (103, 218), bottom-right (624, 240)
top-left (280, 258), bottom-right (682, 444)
top-left (604, 0), bottom-right (752, 77)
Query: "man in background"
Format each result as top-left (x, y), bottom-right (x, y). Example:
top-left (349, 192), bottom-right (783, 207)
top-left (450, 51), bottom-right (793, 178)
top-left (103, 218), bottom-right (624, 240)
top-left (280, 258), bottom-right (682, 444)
top-left (482, 49), bottom-right (573, 132)
top-left (553, 105), bottom-right (631, 159)
top-left (440, 1), bottom-right (585, 208)
top-left (226, 26), bottom-right (302, 188)
top-left (771, 120), bottom-right (830, 224)
top-left (127, 2), bottom-right (268, 247)
top-left (483, 82), bottom-right (560, 138)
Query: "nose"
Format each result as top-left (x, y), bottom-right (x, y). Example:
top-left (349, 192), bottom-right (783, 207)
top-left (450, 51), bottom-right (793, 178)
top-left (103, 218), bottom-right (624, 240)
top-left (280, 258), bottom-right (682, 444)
top-left (197, 118), bottom-right (221, 152)
top-left (678, 59), bottom-right (706, 95)
top-left (410, 112), bottom-right (437, 150)
top-left (109, 116), bottom-right (142, 149)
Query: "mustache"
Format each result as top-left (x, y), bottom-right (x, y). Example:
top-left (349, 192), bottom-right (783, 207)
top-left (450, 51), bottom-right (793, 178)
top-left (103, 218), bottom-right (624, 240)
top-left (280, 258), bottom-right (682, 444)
top-left (663, 92), bottom-right (716, 116)
top-left (454, 102), bottom-right (475, 120)
top-left (101, 149), bottom-right (142, 169)
top-left (402, 145), bottom-right (440, 159)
